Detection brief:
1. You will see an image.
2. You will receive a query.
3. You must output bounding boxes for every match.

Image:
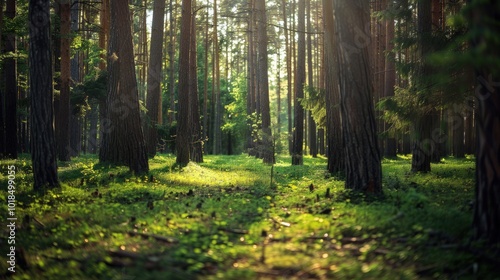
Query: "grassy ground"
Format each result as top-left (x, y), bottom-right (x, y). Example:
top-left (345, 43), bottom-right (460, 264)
top-left (0, 154), bottom-right (498, 279)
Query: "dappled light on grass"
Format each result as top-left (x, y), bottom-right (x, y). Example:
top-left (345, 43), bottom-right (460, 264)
top-left (1, 154), bottom-right (498, 279)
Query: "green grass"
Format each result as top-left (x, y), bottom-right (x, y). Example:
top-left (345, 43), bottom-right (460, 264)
top-left (0, 154), bottom-right (497, 279)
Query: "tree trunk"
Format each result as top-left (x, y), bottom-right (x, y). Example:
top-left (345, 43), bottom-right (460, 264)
top-left (4, 0), bottom-right (17, 159)
top-left (470, 0), bottom-right (500, 245)
top-left (292, 0), bottom-right (305, 165)
top-left (411, 0), bottom-right (433, 172)
top-left (99, 0), bottom-right (149, 174)
top-left (384, 4), bottom-right (397, 157)
top-left (256, 0), bottom-right (274, 164)
top-left (282, 0), bottom-right (293, 155)
top-left (176, 0), bottom-right (192, 166)
top-left (29, 0), bottom-right (59, 189)
top-left (146, 0), bottom-right (166, 157)
top-left (56, 1), bottom-right (71, 161)
top-left (334, 0), bottom-right (382, 193)
top-left (190, 0), bottom-right (203, 163)
top-left (306, 0), bottom-right (317, 158)
top-left (323, 0), bottom-right (344, 174)
top-left (212, 0), bottom-right (222, 155)
top-left (168, 0), bottom-right (177, 125)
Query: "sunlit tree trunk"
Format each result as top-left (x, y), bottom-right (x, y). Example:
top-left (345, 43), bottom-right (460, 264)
top-left (306, 0), bottom-right (317, 158)
top-left (255, 0), bottom-right (274, 164)
top-left (334, 0), bottom-right (382, 193)
top-left (99, 0), bottom-right (149, 173)
top-left (29, 0), bottom-right (59, 189)
top-left (212, 0), bottom-right (222, 155)
top-left (168, 0), bottom-right (177, 125)
top-left (146, 0), bottom-right (166, 157)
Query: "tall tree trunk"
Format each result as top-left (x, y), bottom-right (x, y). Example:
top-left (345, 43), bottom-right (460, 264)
top-left (282, 0), bottom-right (293, 155)
top-left (306, 0), bottom-right (317, 158)
top-left (246, 0), bottom-right (256, 154)
top-left (255, 0), bottom-right (274, 164)
top-left (212, 0), bottom-right (222, 154)
top-left (334, 0), bottom-right (382, 193)
top-left (323, 0), bottom-right (344, 174)
top-left (4, 0), bottom-right (17, 159)
top-left (411, 0), bottom-right (433, 172)
top-left (29, 0), bottom-right (59, 189)
top-left (146, 0), bottom-right (166, 157)
top-left (168, 0), bottom-right (177, 125)
top-left (292, 0), bottom-right (305, 165)
top-left (470, 0), bottom-right (500, 245)
top-left (176, 0), bottom-right (192, 165)
top-left (190, 0), bottom-right (203, 163)
top-left (56, 1), bottom-right (71, 161)
top-left (98, 0), bottom-right (109, 155)
top-left (384, 3), bottom-right (397, 157)
top-left (99, 0), bottom-right (149, 173)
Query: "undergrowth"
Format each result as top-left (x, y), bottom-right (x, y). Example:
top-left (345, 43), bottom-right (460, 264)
top-left (1, 154), bottom-right (498, 279)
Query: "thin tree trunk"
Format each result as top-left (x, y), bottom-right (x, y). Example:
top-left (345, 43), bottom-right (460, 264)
top-left (292, 0), bottom-right (305, 165)
top-left (146, 0), bottom-right (166, 157)
top-left (4, 0), bottom-right (17, 159)
top-left (306, 0), bottom-right (317, 158)
top-left (384, 3), bottom-right (397, 157)
top-left (29, 0), bottom-right (59, 189)
top-left (255, 0), bottom-right (274, 164)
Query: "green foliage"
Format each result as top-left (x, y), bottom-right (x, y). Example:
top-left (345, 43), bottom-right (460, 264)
top-left (300, 86), bottom-right (326, 128)
top-left (1, 155), bottom-right (496, 279)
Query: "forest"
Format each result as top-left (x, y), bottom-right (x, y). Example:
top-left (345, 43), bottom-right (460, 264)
top-left (0, 0), bottom-right (499, 279)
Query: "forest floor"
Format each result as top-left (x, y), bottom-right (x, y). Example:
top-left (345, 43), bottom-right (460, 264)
top-left (1, 154), bottom-right (499, 279)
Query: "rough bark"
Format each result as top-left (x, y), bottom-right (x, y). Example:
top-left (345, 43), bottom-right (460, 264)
top-left (175, 0), bottom-right (192, 166)
top-left (146, 0), bottom-right (166, 157)
top-left (333, 0), bottom-right (382, 193)
top-left (471, 0), bottom-right (500, 245)
top-left (99, 0), bottom-right (149, 174)
top-left (323, 0), bottom-right (344, 174)
top-left (29, 0), bottom-right (59, 189)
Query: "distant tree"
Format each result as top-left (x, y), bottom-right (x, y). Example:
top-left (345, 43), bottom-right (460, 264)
top-left (176, 0), bottom-right (192, 166)
top-left (146, 0), bottom-right (166, 157)
top-left (29, 0), bottom-right (59, 189)
top-left (99, 0), bottom-right (149, 173)
top-left (4, 0), bottom-right (17, 159)
top-left (292, 0), bottom-right (305, 165)
top-left (0, 0), bottom-right (4, 157)
top-left (333, 0), bottom-right (382, 193)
